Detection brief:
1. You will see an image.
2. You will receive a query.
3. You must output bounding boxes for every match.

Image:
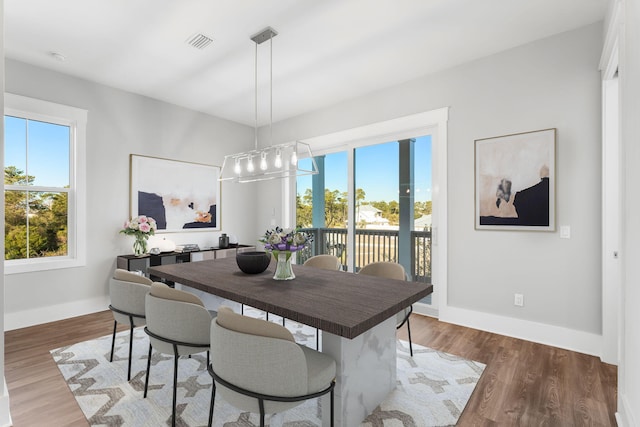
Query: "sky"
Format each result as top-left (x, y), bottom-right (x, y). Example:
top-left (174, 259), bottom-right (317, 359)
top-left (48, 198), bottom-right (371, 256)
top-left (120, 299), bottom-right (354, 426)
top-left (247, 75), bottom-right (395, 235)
top-left (4, 115), bottom-right (432, 203)
top-left (4, 116), bottom-right (70, 187)
top-left (297, 135), bottom-right (432, 203)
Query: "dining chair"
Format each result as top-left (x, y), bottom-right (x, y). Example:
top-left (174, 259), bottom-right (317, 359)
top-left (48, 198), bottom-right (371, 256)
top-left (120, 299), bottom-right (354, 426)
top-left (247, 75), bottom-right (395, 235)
top-left (144, 282), bottom-right (213, 427)
top-left (359, 261), bottom-right (414, 356)
top-left (108, 268), bottom-right (153, 380)
top-left (303, 254), bottom-right (341, 270)
top-left (208, 306), bottom-right (336, 427)
top-left (303, 254), bottom-right (341, 348)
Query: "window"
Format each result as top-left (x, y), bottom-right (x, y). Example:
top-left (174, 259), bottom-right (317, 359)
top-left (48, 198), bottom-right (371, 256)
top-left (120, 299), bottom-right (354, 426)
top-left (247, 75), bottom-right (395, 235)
top-left (4, 94), bottom-right (87, 274)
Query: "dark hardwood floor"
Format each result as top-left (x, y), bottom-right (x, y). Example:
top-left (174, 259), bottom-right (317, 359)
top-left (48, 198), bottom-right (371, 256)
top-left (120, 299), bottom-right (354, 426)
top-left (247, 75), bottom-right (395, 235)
top-left (5, 311), bottom-right (617, 426)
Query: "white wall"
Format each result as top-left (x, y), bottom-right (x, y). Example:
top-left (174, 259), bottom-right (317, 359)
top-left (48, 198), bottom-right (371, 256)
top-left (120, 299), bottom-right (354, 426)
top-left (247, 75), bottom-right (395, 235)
top-left (618, 0), bottom-right (640, 423)
top-left (264, 24), bottom-right (604, 353)
top-left (3, 59), bottom-right (261, 330)
top-left (2, 22), bottom-right (606, 350)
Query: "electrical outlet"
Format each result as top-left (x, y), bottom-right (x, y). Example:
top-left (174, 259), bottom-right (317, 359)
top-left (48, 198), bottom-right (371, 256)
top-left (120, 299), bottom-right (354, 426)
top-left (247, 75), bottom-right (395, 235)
top-left (514, 293), bottom-right (524, 307)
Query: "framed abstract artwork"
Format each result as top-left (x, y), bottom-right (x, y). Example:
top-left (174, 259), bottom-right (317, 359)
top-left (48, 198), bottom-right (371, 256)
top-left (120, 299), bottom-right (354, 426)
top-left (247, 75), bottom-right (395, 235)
top-left (475, 128), bottom-right (556, 231)
top-left (129, 155), bottom-right (221, 232)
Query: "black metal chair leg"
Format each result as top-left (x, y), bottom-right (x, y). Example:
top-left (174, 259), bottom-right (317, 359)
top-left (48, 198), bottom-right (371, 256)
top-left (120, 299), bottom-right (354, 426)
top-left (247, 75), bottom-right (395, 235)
top-left (406, 317), bottom-right (413, 357)
top-left (207, 365), bottom-right (335, 427)
top-left (330, 387), bottom-right (335, 427)
top-left (110, 320), bottom-right (117, 362)
top-left (316, 328), bottom-right (320, 350)
top-left (144, 344), bottom-right (152, 398)
top-left (208, 381), bottom-right (216, 427)
top-left (171, 347), bottom-right (179, 427)
top-left (127, 323), bottom-right (134, 380)
top-left (259, 398), bottom-right (266, 427)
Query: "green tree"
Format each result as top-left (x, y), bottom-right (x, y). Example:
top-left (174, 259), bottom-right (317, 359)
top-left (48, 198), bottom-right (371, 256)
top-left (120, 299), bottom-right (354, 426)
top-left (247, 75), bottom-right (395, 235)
top-left (355, 188), bottom-right (366, 209)
top-left (4, 166), bottom-right (32, 230)
top-left (325, 189), bottom-right (347, 228)
top-left (4, 190), bottom-right (26, 230)
top-left (414, 200), bottom-right (432, 218)
top-left (296, 193), bottom-right (312, 228)
top-left (4, 167), bottom-right (69, 259)
top-left (34, 192), bottom-right (68, 256)
top-left (387, 200), bottom-right (399, 225)
top-left (5, 225), bottom-right (28, 259)
top-left (4, 165), bottom-right (34, 185)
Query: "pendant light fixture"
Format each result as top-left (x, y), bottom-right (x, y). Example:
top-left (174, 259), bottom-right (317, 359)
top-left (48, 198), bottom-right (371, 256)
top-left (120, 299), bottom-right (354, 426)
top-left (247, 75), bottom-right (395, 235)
top-left (219, 27), bottom-right (318, 183)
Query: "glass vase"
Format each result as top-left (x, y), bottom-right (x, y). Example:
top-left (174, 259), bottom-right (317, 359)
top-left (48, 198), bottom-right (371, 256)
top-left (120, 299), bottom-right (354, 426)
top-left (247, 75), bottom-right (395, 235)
top-left (133, 235), bottom-right (148, 256)
top-left (273, 251), bottom-right (295, 280)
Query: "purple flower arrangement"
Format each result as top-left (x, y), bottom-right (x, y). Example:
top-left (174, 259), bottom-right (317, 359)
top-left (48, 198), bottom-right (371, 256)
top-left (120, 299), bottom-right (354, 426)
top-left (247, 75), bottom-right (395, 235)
top-left (260, 226), bottom-right (312, 253)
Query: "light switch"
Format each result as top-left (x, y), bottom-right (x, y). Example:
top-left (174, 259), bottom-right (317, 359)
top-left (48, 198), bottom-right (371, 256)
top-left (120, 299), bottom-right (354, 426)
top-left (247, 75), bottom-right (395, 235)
top-left (560, 225), bottom-right (571, 239)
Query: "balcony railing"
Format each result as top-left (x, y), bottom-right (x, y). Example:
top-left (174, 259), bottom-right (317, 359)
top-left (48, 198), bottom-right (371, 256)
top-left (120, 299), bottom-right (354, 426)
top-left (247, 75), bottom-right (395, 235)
top-left (297, 227), bottom-right (432, 284)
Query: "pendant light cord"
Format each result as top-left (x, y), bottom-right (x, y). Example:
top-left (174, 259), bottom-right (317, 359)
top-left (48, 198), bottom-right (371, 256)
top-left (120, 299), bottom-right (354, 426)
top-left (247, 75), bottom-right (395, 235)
top-left (270, 32), bottom-right (273, 146)
top-left (254, 33), bottom-right (274, 150)
top-left (254, 40), bottom-right (258, 151)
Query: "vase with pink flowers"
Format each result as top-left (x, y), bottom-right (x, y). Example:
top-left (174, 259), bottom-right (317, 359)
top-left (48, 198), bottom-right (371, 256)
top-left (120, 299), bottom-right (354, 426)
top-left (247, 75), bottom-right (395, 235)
top-left (120, 215), bottom-right (157, 256)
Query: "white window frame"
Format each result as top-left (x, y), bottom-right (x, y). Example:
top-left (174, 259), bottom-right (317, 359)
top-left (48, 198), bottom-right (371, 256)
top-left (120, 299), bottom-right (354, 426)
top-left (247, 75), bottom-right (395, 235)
top-left (4, 93), bottom-right (87, 274)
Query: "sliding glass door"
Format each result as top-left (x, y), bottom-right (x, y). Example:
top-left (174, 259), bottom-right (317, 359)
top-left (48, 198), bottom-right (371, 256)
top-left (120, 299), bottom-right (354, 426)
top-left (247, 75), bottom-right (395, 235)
top-left (296, 151), bottom-right (348, 266)
top-left (296, 135), bottom-right (432, 307)
top-left (353, 141), bottom-right (400, 270)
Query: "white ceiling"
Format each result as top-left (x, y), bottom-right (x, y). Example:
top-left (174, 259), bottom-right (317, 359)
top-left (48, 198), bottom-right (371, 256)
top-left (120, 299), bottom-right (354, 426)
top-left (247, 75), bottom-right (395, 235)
top-left (5, 0), bottom-right (607, 127)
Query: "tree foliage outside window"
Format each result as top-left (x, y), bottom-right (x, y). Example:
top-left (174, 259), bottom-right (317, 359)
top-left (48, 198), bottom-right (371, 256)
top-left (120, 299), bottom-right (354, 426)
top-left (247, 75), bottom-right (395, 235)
top-left (296, 187), bottom-right (432, 229)
top-left (4, 116), bottom-right (70, 260)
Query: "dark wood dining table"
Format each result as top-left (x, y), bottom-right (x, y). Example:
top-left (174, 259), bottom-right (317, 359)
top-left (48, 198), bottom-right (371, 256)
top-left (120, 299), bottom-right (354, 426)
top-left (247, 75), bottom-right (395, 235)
top-left (149, 256), bottom-right (432, 426)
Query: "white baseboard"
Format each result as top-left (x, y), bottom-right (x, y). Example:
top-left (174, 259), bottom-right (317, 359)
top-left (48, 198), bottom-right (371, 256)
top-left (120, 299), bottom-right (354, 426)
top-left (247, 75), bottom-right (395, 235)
top-left (616, 393), bottom-right (637, 427)
top-left (1, 378), bottom-right (11, 427)
top-left (413, 302), bottom-right (438, 318)
top-left (4, 296), bottom-right (110, 331)
top-left (438, 305), bottom-right (603, 358)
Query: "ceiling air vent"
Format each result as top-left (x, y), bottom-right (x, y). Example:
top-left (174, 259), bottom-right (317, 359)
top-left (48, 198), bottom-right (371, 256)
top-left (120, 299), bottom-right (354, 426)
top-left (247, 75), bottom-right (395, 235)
top-left (186, 33), bottom-right (214, 50)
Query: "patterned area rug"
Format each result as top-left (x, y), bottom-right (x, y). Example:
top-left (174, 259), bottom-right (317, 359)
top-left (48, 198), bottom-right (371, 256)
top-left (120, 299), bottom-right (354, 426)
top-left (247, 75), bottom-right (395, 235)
top-left (51, 312), bottom-right (485, 426)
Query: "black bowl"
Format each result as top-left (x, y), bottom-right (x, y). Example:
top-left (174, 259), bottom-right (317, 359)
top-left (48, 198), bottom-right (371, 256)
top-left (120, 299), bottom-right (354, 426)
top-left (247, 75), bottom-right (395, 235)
top-left (236, 251), bottom-right (271, 274)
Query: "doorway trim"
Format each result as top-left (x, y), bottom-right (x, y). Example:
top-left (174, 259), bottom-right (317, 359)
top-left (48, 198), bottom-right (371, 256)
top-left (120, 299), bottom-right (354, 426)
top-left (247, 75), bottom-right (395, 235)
top-left (599, 0), bottom-right (622, 367)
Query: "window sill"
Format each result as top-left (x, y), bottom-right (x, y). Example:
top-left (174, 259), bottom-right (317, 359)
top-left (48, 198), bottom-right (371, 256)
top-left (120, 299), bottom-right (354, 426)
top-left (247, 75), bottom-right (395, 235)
top-left (5, 256), bottom-right (86, 275)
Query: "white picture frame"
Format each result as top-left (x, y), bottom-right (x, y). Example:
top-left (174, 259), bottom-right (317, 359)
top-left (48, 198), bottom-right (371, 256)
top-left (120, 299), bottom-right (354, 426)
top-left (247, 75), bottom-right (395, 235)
top-left (129, 154), bottom-right (221, 232)
top-left (475, 128), bottom-right (556, 231)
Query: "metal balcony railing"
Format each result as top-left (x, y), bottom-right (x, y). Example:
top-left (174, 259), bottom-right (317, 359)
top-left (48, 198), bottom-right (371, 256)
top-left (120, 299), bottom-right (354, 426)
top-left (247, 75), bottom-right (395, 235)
top-left (297, 227), bottom-right (432, 284)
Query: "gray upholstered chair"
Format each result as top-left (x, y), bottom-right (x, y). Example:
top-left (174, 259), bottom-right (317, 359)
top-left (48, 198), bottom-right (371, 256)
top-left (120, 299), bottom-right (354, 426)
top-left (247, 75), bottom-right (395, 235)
top-left (359, 261), bottom-right (414, 356)
top-left (303, 254), bottom-right (341, 348)
top-left (208, 306), bottom-right (336, 427)
top-left (108, 268), bottom-right (153, 380)
top-left (303, 254), bottom-right (341, 270)
top-left (144, 283), bottom-right (213, 427)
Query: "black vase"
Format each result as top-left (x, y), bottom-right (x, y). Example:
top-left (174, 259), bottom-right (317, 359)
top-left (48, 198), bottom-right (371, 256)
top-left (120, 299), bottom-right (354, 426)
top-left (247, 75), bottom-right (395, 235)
top-left (219, 233), bottom-right (229, 249)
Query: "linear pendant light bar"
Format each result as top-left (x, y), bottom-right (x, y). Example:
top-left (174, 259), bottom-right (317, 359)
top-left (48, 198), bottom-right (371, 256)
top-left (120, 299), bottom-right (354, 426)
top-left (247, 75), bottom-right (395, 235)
top-left (218, 27), bottom-right (318, 183)
top-left (219, 140), bottom-right (318, 183)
